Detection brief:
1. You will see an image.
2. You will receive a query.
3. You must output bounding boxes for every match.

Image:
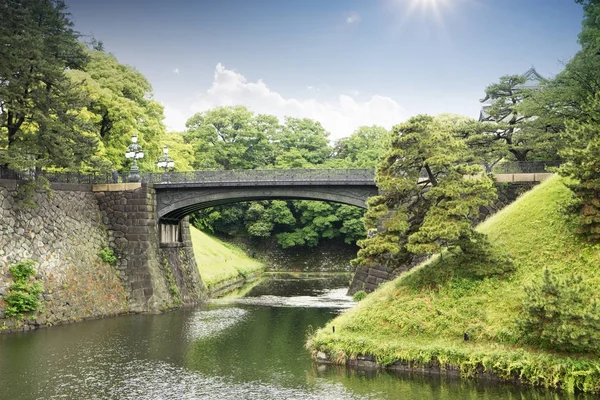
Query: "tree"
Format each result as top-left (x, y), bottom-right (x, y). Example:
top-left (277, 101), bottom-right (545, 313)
top-left (160, 132), bottom-right (195, 172)
top-left (329, 125), bottom-right (388, 168)
top-left (518, 269), bottom-right (600, 353)
top-left (184, 106), bottom-right (273, 170)
top-left (273, 117), bottom-right (331, 167)
top-left (551, 0), bottom-right (600, 241)
top-left (477, 75), bottom-right (542, 162)
top-left (68, 49), bottom-right (166, 172)
top-left (0, 0), bottom-right (96, 171)
top-left (354, 115), bottom-right (496, 267)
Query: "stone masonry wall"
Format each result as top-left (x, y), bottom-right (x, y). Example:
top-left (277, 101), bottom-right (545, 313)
top-left (348, 182), bottom-right (538, 295)
top-left (0, 181), bottom-right (128, 333)
top-left (95, 185), bottom-right (205, 312)
top-left (158, 218), bottom-right (206, 305)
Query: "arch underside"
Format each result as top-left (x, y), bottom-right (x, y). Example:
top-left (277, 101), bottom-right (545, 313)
top-left (156, 186), bottom-right (377, 224)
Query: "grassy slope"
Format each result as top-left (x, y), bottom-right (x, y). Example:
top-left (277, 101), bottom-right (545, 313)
top-left (309, 176), bottom-right (600, 393)
top-left (189, 227), bottom-right (265, 292)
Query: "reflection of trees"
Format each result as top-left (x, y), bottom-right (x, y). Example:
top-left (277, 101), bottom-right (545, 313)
top-left (186, 306), bottom-right (336, 388)
top-left (309, 364), bottom-right (590, 400)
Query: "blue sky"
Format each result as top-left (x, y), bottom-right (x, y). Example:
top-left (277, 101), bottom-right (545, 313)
top-left (67, 0), bottom-right (584, 139)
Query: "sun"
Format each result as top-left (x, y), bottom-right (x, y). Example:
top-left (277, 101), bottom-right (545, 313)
top-left (388, 0), bottom-right (460, 29)
top-left (406, 0), bottom-right (452, 22)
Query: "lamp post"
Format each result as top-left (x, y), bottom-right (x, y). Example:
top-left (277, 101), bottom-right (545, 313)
top-left (156, 145), bottom-right (175, 182)
top-left (125, 135), bottom-right (144, 182)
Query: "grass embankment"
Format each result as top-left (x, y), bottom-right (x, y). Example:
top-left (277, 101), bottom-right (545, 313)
top-left (308, 176), bottom-right (600, 393)
top-left (189, 227), bottom-right (265, 294)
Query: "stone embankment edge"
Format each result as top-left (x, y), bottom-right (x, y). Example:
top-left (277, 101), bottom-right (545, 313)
top-left (206, 271), bottom-right (264, 298)
top-left (313, 352), bottom-right (520, 385)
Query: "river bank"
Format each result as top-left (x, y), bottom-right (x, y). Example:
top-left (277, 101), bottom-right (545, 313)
top-left (307, 176), bottom-right (600, 393)
top-left (190, 227), bottom-right (266, 297)
top-left (216, 235), bottom-right (358, 273)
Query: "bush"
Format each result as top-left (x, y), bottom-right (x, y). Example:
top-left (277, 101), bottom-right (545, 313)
top-left (517, 268), bottom-right (600, 353)
top-left (98, 247), bottom-right (117, 265)
top-left (352, 290), bottom-right (368, 302)
top-left (5, 260), bottom-right (43, 318)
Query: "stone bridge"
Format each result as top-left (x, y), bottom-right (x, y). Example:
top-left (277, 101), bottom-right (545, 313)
top-left (151, 169), bottom-right (378, 224)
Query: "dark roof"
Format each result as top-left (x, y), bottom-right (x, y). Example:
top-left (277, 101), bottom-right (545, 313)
top-left (479, 67), bottom-right (545, 104)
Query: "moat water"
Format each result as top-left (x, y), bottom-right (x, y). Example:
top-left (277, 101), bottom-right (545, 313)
top-left (0, 273), bottom-right (591, 399)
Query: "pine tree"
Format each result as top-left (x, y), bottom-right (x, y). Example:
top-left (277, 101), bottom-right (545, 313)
top-left (354, 115), bottom-right (496, 268)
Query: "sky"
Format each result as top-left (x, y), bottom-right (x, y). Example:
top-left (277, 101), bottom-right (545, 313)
top-left (66, 0), bottom-right (584, 140)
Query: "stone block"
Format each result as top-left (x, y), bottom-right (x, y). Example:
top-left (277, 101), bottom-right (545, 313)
top-left (494, 174), bottom-right (513, 183)
top-left (513, 173), bottom-right (535, 182)
top-left (368, 268), bottom-right (389, 280)
top-left (92, 184), bottom-right (108, 192)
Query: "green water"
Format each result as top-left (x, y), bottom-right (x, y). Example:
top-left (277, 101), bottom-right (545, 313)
top-left (0, 274), bottom-right (591, 399)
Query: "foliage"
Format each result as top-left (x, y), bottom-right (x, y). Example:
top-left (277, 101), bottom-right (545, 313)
top-left (0, 0), bottom-right (97, 172)
top-left (329, 126), bottom-right (388, 168)
top-left (97, 247), bottom-right (117, 265)
top-left (15, 176), bottom-right (52, 210)
top-left (184, 106), bottom-right (273, 170)
top-left (551, 1), bottom-right (600, 242)
top-left (517, 268), bottom-right (600, 353)
top-left (4, 260), bottom-right (43, 318)
top-left (68, 49), bottom-right (166, 173)
top-left (477, 74), bottom-right (548, 162)
top-left (352, 290), bottom-right (367, 302)
top-left (355, 114), bottom-right (497, 268)
top-left (308, 176), bottom-right (600, 393)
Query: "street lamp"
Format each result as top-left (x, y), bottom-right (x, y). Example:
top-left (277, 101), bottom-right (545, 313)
top-left (125, 135), bottom-right (144, 182)
top-left (156, 145), bottom-right (175, 182)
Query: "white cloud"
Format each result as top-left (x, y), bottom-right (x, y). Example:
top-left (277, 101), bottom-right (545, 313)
top-left (346, 13), bottom-right (361, 24)
top-left (164, 64), bottom-right (406, 140)
top-left (173, 68), bottom-right (180, 74)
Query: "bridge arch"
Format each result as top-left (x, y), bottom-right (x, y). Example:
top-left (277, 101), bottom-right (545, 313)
top-left (156, 185), bottom-right (377, 224)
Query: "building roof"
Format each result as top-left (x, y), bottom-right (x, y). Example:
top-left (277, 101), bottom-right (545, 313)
top-left (478, 67), bottom-right (545, 121)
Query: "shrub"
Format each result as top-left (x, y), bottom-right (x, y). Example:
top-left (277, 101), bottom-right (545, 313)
top-left (4, 260), bottom-right (43, 318)
top-left (98, 247), bottom-right (117, 265)
top-left (517, 268), bottom-right (600, 353)
top-left (352, 290), bottom-right (368, 302)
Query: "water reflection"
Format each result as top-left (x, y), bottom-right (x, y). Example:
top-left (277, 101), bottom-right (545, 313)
top-left (0, 273), bottom-right (593, 400)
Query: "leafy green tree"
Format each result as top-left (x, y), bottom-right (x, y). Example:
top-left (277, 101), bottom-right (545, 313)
top-left (355, 115), bottom-right (496, 267)
top-left (330, 125), bottom-right (388, 168)
top-left (273, 117), bottom-right (332, 167)
top-left (0, 0), bottom-right (96, 171)
top-left (184, 106), bottom-right (273, 170)
top-left (68, 49), bottom-right (166, 172)
top-left (160, 133), bottom-right (195, 172)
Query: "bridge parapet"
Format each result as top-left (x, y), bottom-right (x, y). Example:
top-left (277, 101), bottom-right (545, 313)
top-left (146, 168), bottom-right (376, 186)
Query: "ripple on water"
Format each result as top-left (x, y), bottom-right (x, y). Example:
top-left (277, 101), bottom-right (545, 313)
top-left (101, 360), bottom-right (374, 400)
top-left (184, 307), bottom-right (248, 340)
top-left (214, 288), bottom-right (356, 310)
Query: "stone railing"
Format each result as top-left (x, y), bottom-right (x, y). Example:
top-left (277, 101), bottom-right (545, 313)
top-left (0, 161), bottom-right (560, 186)
top-left (144, 169), bottom-right (376, 186)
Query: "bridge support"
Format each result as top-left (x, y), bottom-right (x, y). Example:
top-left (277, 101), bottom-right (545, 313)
top-left (94, 184), bottom-right (206, 312)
